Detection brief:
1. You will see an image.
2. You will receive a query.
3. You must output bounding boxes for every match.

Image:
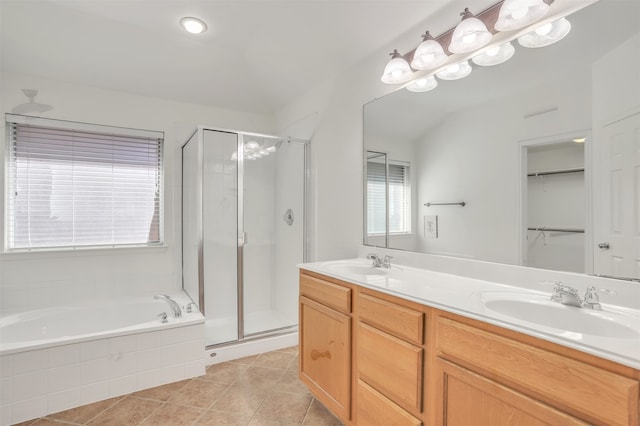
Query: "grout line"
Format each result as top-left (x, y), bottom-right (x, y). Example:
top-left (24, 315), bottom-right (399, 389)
top-left (300, 396), bottom-right (315, 425)
top-left (134, 400), bottom-right (167, 426)
top-left (81, 395), bottom-right (126, 425)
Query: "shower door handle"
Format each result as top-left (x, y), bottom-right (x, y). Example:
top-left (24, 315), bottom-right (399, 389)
top-left (238, 232), bottom-right (247, 246)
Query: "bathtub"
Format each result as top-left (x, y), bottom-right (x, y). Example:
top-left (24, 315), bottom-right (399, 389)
top-left (0, 293), bottom-right (205, 426)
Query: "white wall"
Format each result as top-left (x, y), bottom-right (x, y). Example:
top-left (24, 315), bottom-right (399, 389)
top-left (413, 73), bottom-right (591, 264)
top-left (0, 71), bottom-right (274, 314)
top-left (273, 56), bottom-right (396, 261)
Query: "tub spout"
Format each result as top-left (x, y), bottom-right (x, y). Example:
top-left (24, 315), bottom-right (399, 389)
top-left (154, 294), bottom-right (182, 318)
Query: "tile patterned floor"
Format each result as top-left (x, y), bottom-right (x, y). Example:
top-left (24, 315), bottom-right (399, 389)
top-left (17, 346), bottom-right (343, 426)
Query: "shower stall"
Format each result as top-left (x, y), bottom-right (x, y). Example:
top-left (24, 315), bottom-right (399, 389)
top-left (182, 127), bottom-right (308, 347)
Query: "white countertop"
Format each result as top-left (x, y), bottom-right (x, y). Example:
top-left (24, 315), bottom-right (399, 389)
top-left (299, 258), bottom-right (640, 370)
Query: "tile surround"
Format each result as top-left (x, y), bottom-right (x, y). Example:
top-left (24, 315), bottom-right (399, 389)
top-left (1, 324), bottom-right (205, 425)
top-left (15, 347), bottom-right (342, 426)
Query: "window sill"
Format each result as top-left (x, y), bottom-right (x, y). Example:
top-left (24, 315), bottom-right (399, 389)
top-left (367, 233), bottom-right (413, 238)
top-left (0, 244), bottom-right (169, 260)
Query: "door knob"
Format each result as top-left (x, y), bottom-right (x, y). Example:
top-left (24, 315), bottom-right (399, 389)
top-left (598, 242), bottom-right (610, 250)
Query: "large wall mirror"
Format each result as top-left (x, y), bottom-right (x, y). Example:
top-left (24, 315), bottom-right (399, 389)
top-left (364, 0), bottom-right (640, 279)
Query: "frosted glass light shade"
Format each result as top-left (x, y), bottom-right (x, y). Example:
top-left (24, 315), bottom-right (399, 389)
top-left (410, 32), bottom-right (447, 70)
top-left (449, 8), bottom-right (492, 54)
top-left (472, 42), bottom-right (515, 66)
top-left (436, 61), bottom-right (472, 80)
top-left (518, 18), bottom-right (571, 48)
top-left (381, 50), bottom-right (413, 84)
top-left (495, 0), bottom-right (549, 31)
top-left (244, 141), bottom-right (259, 151)
top-left (407, 76), bottom-right (438, 92)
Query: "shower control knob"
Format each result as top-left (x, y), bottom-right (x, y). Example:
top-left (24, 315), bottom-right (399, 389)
top-left (598, 242), bottom-right (610, 250)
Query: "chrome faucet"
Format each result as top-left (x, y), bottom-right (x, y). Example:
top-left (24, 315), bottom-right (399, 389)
top-left (582, 286), bottom-right (616, 311)
top-left (548, 282), bottom-right (615, 310)
top-left (154, 294), bottom-right (182, 318)
top-left (366, 253), bottom-right (393, 268)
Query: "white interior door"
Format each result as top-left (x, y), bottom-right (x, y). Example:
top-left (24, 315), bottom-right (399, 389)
top-left (594, 111), bottom-right (640, 278)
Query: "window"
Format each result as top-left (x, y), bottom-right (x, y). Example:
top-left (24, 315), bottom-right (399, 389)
top-left (367, 160), bottom-right (411, 235)
top-left (6, 114), bottom-right (163, 250)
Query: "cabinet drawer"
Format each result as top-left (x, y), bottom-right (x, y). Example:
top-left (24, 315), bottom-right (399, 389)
top-left (300, 273), bottom-right (351, 314)
top-left (357, 322), bottom-right (423, 414)
top-left (358, 292), bottom-right (423, 345)
top-left (436, 316), bottom-right (639, 425)
top-left (357, 380), bottom-right (422, 426)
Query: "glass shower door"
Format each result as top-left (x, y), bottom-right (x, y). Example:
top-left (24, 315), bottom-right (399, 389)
top-left (202, 129), bottom-right (239, 346)
top-left (241, 136), bottom-right (305, 336)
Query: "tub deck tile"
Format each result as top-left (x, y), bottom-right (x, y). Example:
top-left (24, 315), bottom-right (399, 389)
top-left (24, 347), bottom-right (342, 426)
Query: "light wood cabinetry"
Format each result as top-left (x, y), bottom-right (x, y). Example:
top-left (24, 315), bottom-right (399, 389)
top-left (433, 312), bottom-right (640, 425)
top-left (435, 359), bottom-right (589, 426)
top-left (356, 291), bottom-right (425, 421)
top-left (299, 271), bottom-right (640, 425)
top-left (357, 379), bottom-right (422, 426)
top-left (299, 272), bottom-right (352, 423)
top-left (433, 314), bottom-right (639, 425)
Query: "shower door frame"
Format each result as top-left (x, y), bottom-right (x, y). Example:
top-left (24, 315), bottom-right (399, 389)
top-left (182, 126), bottom-right (310, 348)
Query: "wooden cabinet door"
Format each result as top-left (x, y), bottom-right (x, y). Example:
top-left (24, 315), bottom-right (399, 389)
top-left (299, 296), bottom-right (351, 422)
top-left (435, 359), bottom-right (589, 426)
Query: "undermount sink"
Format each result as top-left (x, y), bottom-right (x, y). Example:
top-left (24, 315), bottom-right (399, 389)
top-left (322, 260), bottom-right (401, 277)
top-left (481, 292), bottom-right (640, 339)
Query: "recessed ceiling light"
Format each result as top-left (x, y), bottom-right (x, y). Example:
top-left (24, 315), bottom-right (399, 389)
top-left (180, 17), bottom-right (207, 34)
top-left (573, 138), bottom-right (586, 143)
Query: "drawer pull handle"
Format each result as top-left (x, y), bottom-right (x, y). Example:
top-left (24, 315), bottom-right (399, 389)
top-left (311, 349), bottom-right (332, 360)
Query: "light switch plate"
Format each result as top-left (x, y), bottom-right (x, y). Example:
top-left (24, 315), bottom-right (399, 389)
top-left (424, 215), bottom-right (438, 238)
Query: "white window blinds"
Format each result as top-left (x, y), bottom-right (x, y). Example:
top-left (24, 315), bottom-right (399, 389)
top-left (367, 161), bottom-right (411, 235)
top-left (6, 115), bottom-right (163, 250)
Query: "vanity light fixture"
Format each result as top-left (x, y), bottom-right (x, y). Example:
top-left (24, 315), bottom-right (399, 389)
top-left (494, 0), bottom-right (550, 31)
top-left (244, 141), bottom-right (260, 151)
top-left (472, 42), bottom-right (515, 66)
top-left (407, 76), bottom-right (438, 92)
top-left (410, 31), bottom-right (448, 70)
top-left (180, 17), bottom-right (208, 34)
top-left (380, 50), bottom-right (413, 84)
top-left (448, 8), bottom-right (492, 54)
top-left (436, 60), bottom-right (472, 80)
top-left (518, 17), bottom-right (571, 48)
top-left (381, 0), bottom-right (575, 94)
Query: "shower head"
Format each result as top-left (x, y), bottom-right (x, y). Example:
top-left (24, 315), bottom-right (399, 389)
top-left (12, 89), bottom-right (53, 114)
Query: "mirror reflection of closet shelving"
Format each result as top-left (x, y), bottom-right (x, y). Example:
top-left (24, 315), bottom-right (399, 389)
top-left (525, 140), bottom-right (586, 273)
top-left (182, 127), bottom-right (309, 347)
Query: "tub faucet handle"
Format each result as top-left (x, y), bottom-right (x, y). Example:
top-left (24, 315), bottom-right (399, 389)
top-left (158, 312), bottom-right (168, 323)
top-left (184, 302), bottom-right (198, 313)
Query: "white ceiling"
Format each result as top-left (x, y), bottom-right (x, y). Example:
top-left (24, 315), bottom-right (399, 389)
top-left (0, 0), bottom-right (462, 114)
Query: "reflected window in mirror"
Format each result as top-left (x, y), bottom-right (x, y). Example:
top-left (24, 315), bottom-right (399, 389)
top-left (366, 159), bottom-right (411, 236)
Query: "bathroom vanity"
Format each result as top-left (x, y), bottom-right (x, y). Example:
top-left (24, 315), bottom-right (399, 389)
top-left (298, 260), bottom-right (640, 426)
